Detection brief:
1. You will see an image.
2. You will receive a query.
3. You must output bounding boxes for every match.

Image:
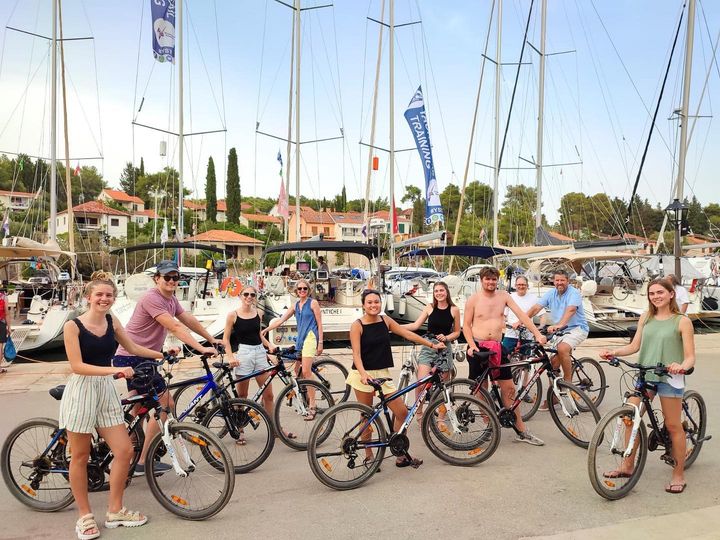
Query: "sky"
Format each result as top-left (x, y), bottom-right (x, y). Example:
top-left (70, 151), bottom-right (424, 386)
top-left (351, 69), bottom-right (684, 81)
top-left (0, 0), bottom-right (718, 227)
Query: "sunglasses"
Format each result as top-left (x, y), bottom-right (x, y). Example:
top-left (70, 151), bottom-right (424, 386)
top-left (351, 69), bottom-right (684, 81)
top-left (296, 286), bottom-right (308, 291)
top-left (162, 275), bottom-right (180, 282)
top-left (242, 292), bottom-right (257, 298)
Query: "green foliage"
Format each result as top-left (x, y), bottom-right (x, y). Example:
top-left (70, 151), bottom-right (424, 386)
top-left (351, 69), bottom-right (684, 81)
top-left (119, 161), bottom-right (140, 194)
top-left (498, 185), bottom-right (536, 245)
top-left (440, 183), bottom-right (462, 232)
top-left (401, 185), bottom-right (425, 235)
top-left (226, 148), bottom-right (241, 223)
top-left (206, 157), bottom-right (217, 223)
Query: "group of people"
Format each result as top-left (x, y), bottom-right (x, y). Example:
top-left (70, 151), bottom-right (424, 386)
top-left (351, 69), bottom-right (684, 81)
top-left (58, 260), bottom-right (697, 538)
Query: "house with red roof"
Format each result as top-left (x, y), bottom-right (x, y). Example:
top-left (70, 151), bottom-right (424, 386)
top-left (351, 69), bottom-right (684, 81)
top-left (0, 189), bottom-right (38, 211)
top-left (52, 201), bottom-right (130, 239)
top-left (184, 229), bottom-right (263, 261)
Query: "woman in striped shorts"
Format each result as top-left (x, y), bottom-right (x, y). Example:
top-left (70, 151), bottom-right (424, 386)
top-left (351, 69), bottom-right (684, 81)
top-left (59, 272), bottom-right (167, 540)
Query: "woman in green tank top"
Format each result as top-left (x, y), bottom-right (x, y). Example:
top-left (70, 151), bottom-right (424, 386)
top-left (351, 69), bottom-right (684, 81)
top-left (600, 278), bottom-right (695, 494)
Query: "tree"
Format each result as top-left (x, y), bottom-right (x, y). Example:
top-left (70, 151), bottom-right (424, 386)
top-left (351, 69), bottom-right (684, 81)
top-left (464, 181), bottom-right (493, 220)
top-left (226, 148), bottom-right (241, 223)
top-left (440, 183), bottom-right (462, 234)
top-left (205, 156), bottom-right (217, 223)
top-left (139, 157), bottom-right (145, 177)
top-left (119, 161), bottom-right (138, 194)
top-left (498, 184), bottom-right (536, 245)
top-left (686, 195), bottom-right (706, 235)
top-left (401, 185), bottom-right (425, 235)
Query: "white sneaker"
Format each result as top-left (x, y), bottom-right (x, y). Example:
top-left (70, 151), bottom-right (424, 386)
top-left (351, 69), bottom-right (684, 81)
top-left (515, 430), bottom-right (544, 446)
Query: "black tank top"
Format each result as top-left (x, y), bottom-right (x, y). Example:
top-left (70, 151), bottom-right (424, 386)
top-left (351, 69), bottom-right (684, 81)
top-left (427, 305), bottom-right (454, 336)
top-left (355, 318), bottom-right (394, 371)
top-left (230, 313), bottom-right (262, 352)
top-left (73, 314), bottom-right (116, 367)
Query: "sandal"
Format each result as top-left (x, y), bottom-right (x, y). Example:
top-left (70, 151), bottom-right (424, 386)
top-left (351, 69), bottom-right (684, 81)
top-left (665, 482), bottom-right (687, 494)
top-left (395, 456), bottom-right (423, 468)
top-left (304, 407), bottom-right (317, 421)
top-left (104, 507), bottom-right (148, 529)
top-left (76, 514), bottom-right (100, 540)
top-left (603, 470), bottom-right (633, 479)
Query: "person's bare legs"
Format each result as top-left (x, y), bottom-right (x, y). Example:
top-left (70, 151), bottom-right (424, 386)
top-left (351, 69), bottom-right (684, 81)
top-left (353, 388), bottom-right (375, 460)
top-left (301, 355), bottom-right (316, 410)
top-left (414, 364), bottom-right (432, 420)
top-left (498, 378), bottom-right (527, 432)
top-left (660, 395), bottom-right (687, 490)
top-left (139, 390), bottom-right (173, 462)
top-left (96, 424), bottom-right (135, 514)
top-left (67, 432), bottom-right (94, 518)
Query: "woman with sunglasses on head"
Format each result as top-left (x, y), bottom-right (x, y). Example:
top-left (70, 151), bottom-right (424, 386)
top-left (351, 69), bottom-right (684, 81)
top-left (402, 281), bottom-right (460, 422)
top-left (222, 285), bottom-right (284, 442)
top-left (348, 289), bottom-right (445, 468)
top-left (264, 278), bottom-right (323, 419)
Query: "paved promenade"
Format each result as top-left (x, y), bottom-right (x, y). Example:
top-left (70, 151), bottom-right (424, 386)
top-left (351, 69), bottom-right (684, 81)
top-left (0, 334), bottom-right (718, 539)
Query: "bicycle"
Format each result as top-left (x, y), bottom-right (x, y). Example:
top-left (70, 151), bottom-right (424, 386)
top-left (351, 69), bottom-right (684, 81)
top-left (307, 339), bottom-right (501, 490)
top-left (445, 330), bottom-right (601, 448)
top-left (171, 346), bottom-right (335, 451)
top-left (587, 356), bottom-right (710, 500)
top-left (1, 353), bottom-right (236, 520)
top-left (506, 325), bottom-right (607, 417)
top-left (396, 340), bottom-right (462, 407)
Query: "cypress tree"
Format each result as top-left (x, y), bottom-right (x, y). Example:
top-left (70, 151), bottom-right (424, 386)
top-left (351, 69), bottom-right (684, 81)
top-left (206, 156), bottom-right (217, 223)
top-left (226, 148), bottom-right (241, 223)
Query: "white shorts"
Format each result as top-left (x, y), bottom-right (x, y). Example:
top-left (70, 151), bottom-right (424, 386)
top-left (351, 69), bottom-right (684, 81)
top-left (233, 344), bottom-right (271, 377)
top-left (59, 374), bottom-right (124, 433)
top-left (557, 326), bottom-right (589, 349)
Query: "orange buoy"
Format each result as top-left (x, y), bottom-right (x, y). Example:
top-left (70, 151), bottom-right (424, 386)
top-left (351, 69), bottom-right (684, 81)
top-left (220, 277), bottom-right (243, 297)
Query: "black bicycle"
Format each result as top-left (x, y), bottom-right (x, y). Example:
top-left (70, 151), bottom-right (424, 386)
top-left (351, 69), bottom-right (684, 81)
top-left (587, 356), bottom-right (710, 500)
top-left (445, 330), bottom-right (601, 448)
top-left (1, 354), bottom-right (236, 520)
top-left (307, 341), bottom-right (501, 490)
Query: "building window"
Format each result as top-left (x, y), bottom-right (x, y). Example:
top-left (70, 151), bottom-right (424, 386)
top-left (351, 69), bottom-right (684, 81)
top-left (399, 223), bottom-right (405, 234)
top-left (324, 227), bottom-right (330, 236)
top-left (110, 218), bottom-right (120, 227)
top-left (312, 226), bottom-right (318, 235)
top-left (248, 246), bottom-right (254, 255)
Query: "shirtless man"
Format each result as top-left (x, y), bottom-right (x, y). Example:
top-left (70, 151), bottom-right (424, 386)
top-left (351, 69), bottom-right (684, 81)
top-left (463, 266), bottom-right (547, 446)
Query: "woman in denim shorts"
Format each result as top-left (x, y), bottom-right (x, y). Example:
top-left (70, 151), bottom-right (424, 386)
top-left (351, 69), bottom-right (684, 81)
top-left (600, 277), bottom-right (696, 494)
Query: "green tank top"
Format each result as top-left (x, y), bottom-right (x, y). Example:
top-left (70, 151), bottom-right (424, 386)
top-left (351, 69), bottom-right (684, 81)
top-left (638, 315), bottom-right (684, 383)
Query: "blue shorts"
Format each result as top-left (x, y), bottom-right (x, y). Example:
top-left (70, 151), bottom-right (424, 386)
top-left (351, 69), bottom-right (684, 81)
top-left (647, 381), bottom-right (684, 398)
top-left (113, 355), bottom-right (167, 394)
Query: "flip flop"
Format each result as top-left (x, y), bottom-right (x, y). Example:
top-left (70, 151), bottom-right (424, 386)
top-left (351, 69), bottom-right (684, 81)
top-left (304, 408), bottom-right (317, 421)
top-left (395, 456), bottom-right (423, 468)
top-left (665, 483), bottom-right (687, 494)
top-left (284, 431), bottom-right (297, 440)
top-left (235, 436), bottom-right (247, 446)
top-left (603, 470), bottom-right (633, 479)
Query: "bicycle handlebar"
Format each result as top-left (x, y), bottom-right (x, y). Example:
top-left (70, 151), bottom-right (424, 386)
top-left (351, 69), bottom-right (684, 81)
top-left (605, 356), bottom-right (694, 376)
top-left (112, 351), bottom-right (180, 380)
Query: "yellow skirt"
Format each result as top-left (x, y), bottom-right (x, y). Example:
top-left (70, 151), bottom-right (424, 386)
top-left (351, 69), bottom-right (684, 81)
top-left (345, 368), bottom-right (397, 395)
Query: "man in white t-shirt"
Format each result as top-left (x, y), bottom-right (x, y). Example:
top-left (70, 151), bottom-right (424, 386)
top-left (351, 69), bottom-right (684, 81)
top-left (667, 274), bottom-right (690, 314)
top-left (501, 275), bottom-right (539, 354)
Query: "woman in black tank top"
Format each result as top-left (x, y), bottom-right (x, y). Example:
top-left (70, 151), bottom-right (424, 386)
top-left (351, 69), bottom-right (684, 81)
top-left (222, 285), bottom-right (277, 439)
top-left (348, 290), bottom-right (444, 468)
top-left (402, 281), bottom-right (461, 418)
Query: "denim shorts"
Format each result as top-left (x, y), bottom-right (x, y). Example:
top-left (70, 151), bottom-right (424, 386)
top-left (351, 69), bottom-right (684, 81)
top-left (233, 344), bottom-right (271, 377)
top-left (647, 380), bottom-right (684, 398)
top-left (417, 343), bottom-right (454, 372)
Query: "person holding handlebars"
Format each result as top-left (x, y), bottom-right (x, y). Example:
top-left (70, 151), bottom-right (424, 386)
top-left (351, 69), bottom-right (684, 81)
top-left (60, 272), bottom-right (167, 539)
top-left (599, 277), bottom-right (696, 494)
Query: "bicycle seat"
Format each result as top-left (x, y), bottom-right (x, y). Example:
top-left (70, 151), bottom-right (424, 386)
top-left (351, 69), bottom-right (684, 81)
top-left (212, 362), bottom-right (232, 371)
top-left (368, 377), bottom-right (392, 388)
top-left (466, 350), bottom-right (495, 361)
top-left (49, 385), bottom-right (65, 400)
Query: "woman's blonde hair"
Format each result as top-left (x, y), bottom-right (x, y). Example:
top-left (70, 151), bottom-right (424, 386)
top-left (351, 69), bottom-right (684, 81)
top-left (647, 277), bottom-right (679, 318)
top-left (85, 270), bottom-right (117, 298)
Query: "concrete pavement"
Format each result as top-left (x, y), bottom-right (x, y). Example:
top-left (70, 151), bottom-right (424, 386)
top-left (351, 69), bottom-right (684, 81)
top-left (0, 334), bottom-right (718, 539)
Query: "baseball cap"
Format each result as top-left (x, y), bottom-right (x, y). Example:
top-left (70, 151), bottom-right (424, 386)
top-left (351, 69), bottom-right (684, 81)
top-left (156, 260), bottom-right (179, 275)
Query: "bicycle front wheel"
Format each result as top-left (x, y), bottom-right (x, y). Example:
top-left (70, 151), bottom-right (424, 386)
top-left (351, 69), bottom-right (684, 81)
top-left (1, 418), bottom-right (74, 512)
top-left (307, 402), bottom-right (387, 490)
top-left (145, 422), bottom-right (235, 520)
top-left (572, 357), bottom-right (607, 409)
top-left (313, 358), bottom-right (351, 403)
top-left (274, 379), bottom-right (335, 450)
top-left (682, 390), bottom-right (707, 469)
top-left (587, 406), bottom-right (647, 500)
top-left (202, 398), bottom-right (275, 474)
top-left (422, 394), bottom-right (501, 466)
top-left (547, 380), bottom-right (600, 448)
top-left (511, 365), bottom-right (543, 421)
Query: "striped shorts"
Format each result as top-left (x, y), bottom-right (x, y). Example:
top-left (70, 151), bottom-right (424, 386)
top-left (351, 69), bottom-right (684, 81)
top-left (59, 374), bottom-right (125, 434)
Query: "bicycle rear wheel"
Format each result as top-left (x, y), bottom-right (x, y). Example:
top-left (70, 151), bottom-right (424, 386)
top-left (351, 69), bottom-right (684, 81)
top-left (682, 390), bottom-right (707, 469)
top-left (422, 394), bottom-right (501, 466)
top-left (307, 402), bottom-right (387, 490)
top-left (587, 406), bottom-right (647, 500)
top-left (274, 379), bottom-right (335, 450)
top-left (511, 366), bottom-right (543, 421)
top-left (145, 422), bottom-right (235, 520)
top-left (572, 357), bottom-right (607, 409)
top-left (1, 418), bottom-right (74, 512)
top-left (547, 380), bottom-right (600, 448)
top-left (313, 358), bottom-right (350, 403)
top-left (202, 398), bottom-right (275, 474)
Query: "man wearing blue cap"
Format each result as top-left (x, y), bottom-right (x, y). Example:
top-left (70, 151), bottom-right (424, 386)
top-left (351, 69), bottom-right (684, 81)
top-left (114, 260), bottom-right (220, 475)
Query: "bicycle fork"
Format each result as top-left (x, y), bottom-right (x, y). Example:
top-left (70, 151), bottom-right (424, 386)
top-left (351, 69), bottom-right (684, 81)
top-left (612, 402), bottom-right (642, 459)
top-left (159, 418), bottom-right (194, 477)
top-left (551, 378), bottom-right (580, 418)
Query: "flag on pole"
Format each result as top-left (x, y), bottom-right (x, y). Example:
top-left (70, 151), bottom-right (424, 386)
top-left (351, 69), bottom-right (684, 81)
top-left (2, 213), bottom-right (10, 237)
top-left (73, 163), bottom-right (81, 176)
top-left (160, 219), bottom-right (168, 244)
top-left (17, 156), bottom-right (24, 172)
top-left (361, 223), bottom-right (367, 239)
top-left (151, 0), bottom-right (176, 63)
top-left (277, 151), bottom-right (289, 219)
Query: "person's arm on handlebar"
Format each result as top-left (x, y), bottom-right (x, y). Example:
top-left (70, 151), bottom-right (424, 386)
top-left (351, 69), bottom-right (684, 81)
top-left (599, 313), bottom-right (648, 360)
top-left (668, 315), bottom-right (695, 374)
top-left (222, 312), bottom-right (239, 367)
top-left (349, 320), bottom-right (370, 385)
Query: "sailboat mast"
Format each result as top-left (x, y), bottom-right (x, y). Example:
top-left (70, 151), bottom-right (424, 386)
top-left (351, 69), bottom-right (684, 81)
top-left (492, 0), bottom-right (502, 246)
top-left (294, 0), bottom-right (301, 242)
top-left (388, 0), bottom-right (395, 264)
top-left (363, 0), bottom-right (386, 244)
top-left (673, 0), bottom-right (695, 278)
top-left (284, 13), bottom-right (295, 243)
top-left (177, 0), bottom-right (184, 243)
top-left (49, 0), bottom-right (58, 242)
top-left (534, 0), bottom-right (547, 240)
top-left (57, 0), bottom-right (75, 253)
